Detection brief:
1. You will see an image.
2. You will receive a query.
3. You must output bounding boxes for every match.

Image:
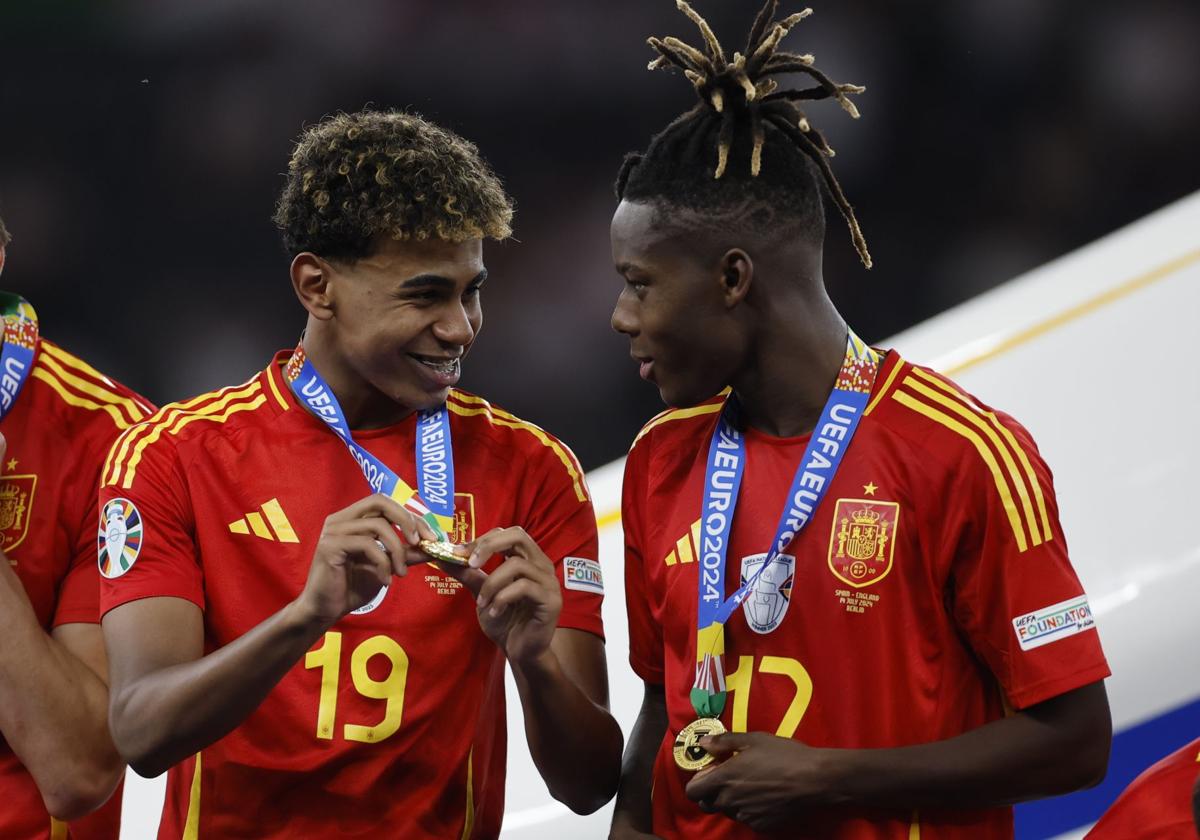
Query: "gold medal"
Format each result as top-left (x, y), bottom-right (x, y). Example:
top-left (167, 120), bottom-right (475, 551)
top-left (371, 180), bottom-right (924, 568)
top-left (673, 717), bottom-right (726, 771)
top-left (418, 539), bottom-right (470, 566)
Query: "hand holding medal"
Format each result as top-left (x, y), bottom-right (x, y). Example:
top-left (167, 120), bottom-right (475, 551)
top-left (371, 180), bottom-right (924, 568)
top-left (434, 526), bottom-right (562, 666)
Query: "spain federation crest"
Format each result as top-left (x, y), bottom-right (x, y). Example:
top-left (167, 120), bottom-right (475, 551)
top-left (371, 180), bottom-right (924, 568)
top-left (0, 474), bottom-right (36, 554)
top-left (827, 498), bottom-right (899, 588)
top-left (738, 553), bottom-right (795, 634)
top-left (97, 498), bottom-right (143, 579)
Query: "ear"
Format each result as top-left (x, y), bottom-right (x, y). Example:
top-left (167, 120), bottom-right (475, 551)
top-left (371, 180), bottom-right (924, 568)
top-left (0, 246), bottom-right (7, 276)
top-left (290, 252), bottom-right (335, 320)
top-left (717, 248), bottom-right (753, 308)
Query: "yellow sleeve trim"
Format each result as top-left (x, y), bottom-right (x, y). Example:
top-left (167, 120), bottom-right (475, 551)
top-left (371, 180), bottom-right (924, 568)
top-left (30, 367), bottom-right (138, 430)
top-left (908, 368), bottom-right (1051, 542)
top-left (38, 344), bottom-right (149, 422)
top-left (892, 390), bottom-right (1030, 552)
top-left (446, 394), bottom-right (588, 503)
top-left (105, 381), bottom-right (265, 489)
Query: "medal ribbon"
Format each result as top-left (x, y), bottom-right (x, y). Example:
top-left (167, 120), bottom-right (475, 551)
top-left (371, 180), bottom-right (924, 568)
top-left (284, 342), bottom-right (454, 539)
top-left (691, 331), bottom-right (881, 718)
top-left (0, 292), bottom-right (39, 422)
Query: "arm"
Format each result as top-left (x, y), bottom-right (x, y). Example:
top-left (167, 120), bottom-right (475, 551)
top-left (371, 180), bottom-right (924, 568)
top-left (687, 680), bottom-right (1111, 831)
top-left (0, 558), bottom-right (123, 819)
top-left (105, 494), bottom-right (435, 777)
top-left (609, 682), bottom-right (667, 839)
top-left (511, 628), bottom-right (624, 815)
top-left (442, 526), bottom-right (623, 814)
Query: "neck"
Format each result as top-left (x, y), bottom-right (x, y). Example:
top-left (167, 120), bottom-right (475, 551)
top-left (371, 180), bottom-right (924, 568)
top-left (301, 321), bottom-right (415, 430)
top-left (731, 292), bottom-right (848, 438)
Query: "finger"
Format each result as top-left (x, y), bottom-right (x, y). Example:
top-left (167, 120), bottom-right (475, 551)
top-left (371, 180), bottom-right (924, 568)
top-left (436, 562), bottom-right (488, 596)
top-left (327, 516), bottom-right (415, 575)
top-left (330, 494), bottom-right (427, 545)
top-left (475, 556), bottom-right (543, 610)
top-left (336, 536), bottom-right (394, 589)
top-left (466, 526), bottom-right (537, 569)
top-left (481, 578), bottom-right (545, 619)
top-left (699, 731), bottom-right (751, 758)
top-left (0, 432), bottom-right (6, 464)
top-left (684, 763), bottom-right (729, 802)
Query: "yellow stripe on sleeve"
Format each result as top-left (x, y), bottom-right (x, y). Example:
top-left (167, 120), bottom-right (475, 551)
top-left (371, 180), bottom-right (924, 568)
top-left (30, 367), bottom-right (136, 430)
top-left (892, 391), bottom-right (1029, 552)
top-left (121, 393), bottom-right (266, 489)
top-left (902, 375), bottom-right (1041, 548)
top-left (445, 400), bottom-right (588, 502)
top-left (864, 356), bottom-right (904, 417)
top-left (909, 368), bottom-right (1052, 542)
top-left (37, 348), bottom-right (148, 422)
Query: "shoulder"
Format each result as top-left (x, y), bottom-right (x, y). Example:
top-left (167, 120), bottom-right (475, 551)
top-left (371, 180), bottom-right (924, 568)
top-left (446, 389), bottom-right (589, 502)
top-left (628, 392), bottom-right (725, 456)
top-left (866, 353), bottom-right (1044, 467)
top-left (30, 339), bottom-right (155, 440)
top-left (102, 372), bottom-right (275, 492)
top-left (866, 352), bottom-right (1055, 549)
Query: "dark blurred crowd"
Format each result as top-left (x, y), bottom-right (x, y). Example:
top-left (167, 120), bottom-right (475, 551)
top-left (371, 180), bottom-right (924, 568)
top-left (2, 0), bottom-right (1197, 469)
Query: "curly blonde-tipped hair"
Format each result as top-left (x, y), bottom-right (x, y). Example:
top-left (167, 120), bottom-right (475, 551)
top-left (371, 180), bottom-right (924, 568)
top-left (273, 110), bottom-right (513, 260)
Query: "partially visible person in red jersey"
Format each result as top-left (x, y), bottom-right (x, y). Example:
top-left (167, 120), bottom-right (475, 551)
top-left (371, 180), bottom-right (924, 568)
top-left (0, 212), bottom-right (155, 838)
top-left (605, 3), bottom-right (1113, 839)
top-left (97, 110), bottom-right (621, 839)
top-left (1086, 737), bottom-right (1200, 839)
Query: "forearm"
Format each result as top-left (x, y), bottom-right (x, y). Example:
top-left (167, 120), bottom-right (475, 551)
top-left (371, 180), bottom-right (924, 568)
top-left (110, 599), bottom-right (327, 777)
top-left (0, 563), bottom-right (122, 818)
top-left (511, 648), bottom-right (623, 814)
top-left (611, 685), bottom-right (666, 834)
top-left (829, 685), bottom-right (1111, 810)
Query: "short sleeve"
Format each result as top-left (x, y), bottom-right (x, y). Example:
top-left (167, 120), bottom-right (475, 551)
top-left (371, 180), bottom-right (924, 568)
top-left (53, 438), bottom-right (110, 627)
top-left (623, 439), bottom-right (663, 684)
top-left (98, 429), bottom-right (204, 616)
top-left (947, 416), bottom-right (1109, 709)
top-left (520, 439), bottom-right (604, 640)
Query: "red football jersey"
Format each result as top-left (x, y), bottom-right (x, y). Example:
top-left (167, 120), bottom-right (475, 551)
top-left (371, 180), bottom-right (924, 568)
top-left (1086, 737), bottom-right (1200, 839)
top-left (623, 351), bottom-right (1110, 840)
top-left (98, 352), bottom-right (604, 839)
top-left (1, 338), bottom-right (153, 840)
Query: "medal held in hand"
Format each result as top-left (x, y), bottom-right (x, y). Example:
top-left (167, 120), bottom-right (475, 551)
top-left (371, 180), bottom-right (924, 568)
top-left (674, 717), bottom-right (727, 771)
top-left (676, 332), bottom-right (880, 770)
top-left (418, 539), bottom-right (470, 566)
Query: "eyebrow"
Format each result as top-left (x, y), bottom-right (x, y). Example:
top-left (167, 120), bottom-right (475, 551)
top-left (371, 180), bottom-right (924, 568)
top-left (399, 269), bottom-right (488, 290)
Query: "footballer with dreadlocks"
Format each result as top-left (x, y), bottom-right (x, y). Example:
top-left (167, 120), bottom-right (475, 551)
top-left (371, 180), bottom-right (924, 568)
top-left (609, 3), bottom-right (1112, 838)
top-left (98, 110), bottom-right (621, 838)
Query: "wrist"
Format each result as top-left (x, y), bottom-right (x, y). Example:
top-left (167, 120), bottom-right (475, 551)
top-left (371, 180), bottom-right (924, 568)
top-left (282, 596), bottom-right (335, 641)
top-left (511, 645), bottom-right (558, 682)
top-left (807, 747), bottom-right (859, 807)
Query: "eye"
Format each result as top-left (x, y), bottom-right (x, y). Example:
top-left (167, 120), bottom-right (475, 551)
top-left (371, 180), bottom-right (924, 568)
top-left (463, 284), bottom-right (483, 299)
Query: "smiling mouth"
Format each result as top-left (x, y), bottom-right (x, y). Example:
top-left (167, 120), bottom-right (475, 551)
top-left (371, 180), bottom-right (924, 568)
top-left (409, 353), bottom-right (461, 377)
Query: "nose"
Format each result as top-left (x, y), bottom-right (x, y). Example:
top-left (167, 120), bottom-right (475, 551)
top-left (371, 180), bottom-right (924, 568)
top-left (433, 300), bottom-right (476, 347)
top-left (611, 289), bottom-right (638, 337)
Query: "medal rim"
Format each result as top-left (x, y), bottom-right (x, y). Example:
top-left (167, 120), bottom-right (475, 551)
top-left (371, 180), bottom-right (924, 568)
top-left (673, 717), bottom-right (726, 771)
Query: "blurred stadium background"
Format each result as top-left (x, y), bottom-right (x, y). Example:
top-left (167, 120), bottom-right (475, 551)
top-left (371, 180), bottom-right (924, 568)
top-left (2, 0), bottom-right (1198, 470)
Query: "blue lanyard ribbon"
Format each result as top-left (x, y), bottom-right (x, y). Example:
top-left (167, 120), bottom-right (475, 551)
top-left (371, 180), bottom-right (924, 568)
top-left (284, 342), bottom-right (454, 539)
top-left (692, 331), bottom-right (881, 717)
top-left (0, 292), bottom-right (39, 422)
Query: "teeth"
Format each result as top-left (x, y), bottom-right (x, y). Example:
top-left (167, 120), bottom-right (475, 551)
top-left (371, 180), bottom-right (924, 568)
top-left (416, 357), bottom-right (459, 375)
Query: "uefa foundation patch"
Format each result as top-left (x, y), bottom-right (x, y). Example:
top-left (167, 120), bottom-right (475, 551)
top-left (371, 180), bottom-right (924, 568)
top-left (1012, 595), bottom-right (1096, 651)
top-left (98, 498), bottom-right (143, 579)
top-left (564, 557), bottom-right (604, 595)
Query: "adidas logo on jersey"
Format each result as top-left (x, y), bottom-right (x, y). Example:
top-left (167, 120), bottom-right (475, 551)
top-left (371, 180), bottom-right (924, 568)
top-left (228, 498), bottom-right (298, 543)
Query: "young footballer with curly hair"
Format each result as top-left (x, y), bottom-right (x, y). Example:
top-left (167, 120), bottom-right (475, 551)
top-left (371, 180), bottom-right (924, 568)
top-left (99, 110), bottom-right (621, 838)
top-left (608, 4), bottom-right (1112, 838)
